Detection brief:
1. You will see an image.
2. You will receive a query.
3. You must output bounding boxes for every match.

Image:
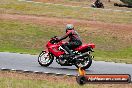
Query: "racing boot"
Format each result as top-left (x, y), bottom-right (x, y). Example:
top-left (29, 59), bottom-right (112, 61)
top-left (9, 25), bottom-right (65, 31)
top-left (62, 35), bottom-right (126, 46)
top-left (61, 45), bottom-right (75, 58)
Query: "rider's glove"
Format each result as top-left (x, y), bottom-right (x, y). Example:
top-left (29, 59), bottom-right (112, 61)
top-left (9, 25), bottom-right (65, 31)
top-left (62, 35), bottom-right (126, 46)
top-left (52, 38), bottom-right (59, 43)
top-left (55, 39), bottom-right (60, 43)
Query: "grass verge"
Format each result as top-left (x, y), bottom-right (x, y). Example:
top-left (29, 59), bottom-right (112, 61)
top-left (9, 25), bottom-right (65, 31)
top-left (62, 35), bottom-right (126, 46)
top-left (33, 0), bottom-right (132, 11)
top-left (0, 0), bottom-right (132, 24)
top-left (0, 71), bottom-right (132, 88)
top-left (0, 19), bottom-right (63, 54)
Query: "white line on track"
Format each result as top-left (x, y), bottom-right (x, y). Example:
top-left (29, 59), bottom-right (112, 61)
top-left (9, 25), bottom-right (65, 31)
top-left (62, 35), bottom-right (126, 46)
top-left (18, 0), bottom-right (132, 13)
top-left (44, 72), bottom-right (50, 74)
top-left (11, 69), bottom-right (16, 71)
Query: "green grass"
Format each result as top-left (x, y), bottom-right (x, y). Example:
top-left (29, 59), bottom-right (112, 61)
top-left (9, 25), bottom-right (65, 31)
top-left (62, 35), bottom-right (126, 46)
top-left (0, 78), bottom-right (78, 88)
top-left (0, 71), bottom-right (131, 88)
top-left (94, 47), bottom-right (132, 63)
top-left (0, 20), bottom-right (132, 63)
top-left (0, 20), bottom-right (63, 54)
top-left (0, 77), bottom-right (120, 88)
top-left (0, 0), bottom-right (132, 24)
top-left (33, 0), bottom-right (132, 11)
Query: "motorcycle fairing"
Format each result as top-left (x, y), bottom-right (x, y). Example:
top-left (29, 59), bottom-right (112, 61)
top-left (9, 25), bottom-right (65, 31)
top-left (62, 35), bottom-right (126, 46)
top-left (48, 44), bottom-right (65, 57)
top-left (74, 43), bottom-right (95, 51)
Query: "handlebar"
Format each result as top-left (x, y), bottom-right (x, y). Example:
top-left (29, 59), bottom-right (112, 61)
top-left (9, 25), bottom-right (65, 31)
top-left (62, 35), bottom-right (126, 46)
top-left (50, 36), bottom-right (59, 44)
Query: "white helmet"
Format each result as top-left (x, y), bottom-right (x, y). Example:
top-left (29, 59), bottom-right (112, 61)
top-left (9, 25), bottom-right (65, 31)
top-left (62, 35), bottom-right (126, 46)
top-left (66, 24), bottom-right (74, 32)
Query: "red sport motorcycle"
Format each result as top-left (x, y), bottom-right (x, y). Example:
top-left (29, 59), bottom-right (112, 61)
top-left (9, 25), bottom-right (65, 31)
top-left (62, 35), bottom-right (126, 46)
top-left (38, 36), bottom-right (95, 69)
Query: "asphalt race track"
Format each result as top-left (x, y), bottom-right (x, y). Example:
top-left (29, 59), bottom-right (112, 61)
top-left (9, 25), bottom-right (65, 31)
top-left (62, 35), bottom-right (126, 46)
top-left (0, 52), bottom-right (132, 79)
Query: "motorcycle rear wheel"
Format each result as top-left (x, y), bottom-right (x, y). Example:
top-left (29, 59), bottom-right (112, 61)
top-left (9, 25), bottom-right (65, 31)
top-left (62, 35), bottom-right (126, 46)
top-left (38, 51), bottom-right (54, 67)
top-left (75, 55), bottom-right (92, 70)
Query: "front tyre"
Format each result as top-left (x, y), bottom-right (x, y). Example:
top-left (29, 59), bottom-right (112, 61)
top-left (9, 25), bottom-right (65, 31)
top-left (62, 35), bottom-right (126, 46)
top-left (38, 51), bottom-right (54, 67)
top-left (75, 55), bottom-right (92, 70)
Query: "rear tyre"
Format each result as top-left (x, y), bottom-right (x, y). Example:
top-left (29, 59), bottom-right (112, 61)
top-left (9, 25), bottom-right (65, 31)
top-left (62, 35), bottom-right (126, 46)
top-left (75, 55), bottom-right (92, 70)
top-left (38, 51), bottom-right (54, 67)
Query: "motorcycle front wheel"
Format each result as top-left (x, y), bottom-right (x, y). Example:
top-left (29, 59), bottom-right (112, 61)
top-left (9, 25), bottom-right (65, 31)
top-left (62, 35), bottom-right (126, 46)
top-left (75, 55), bottom-right (92, 70)
top-left (38, 51), bottom-right (54, 67)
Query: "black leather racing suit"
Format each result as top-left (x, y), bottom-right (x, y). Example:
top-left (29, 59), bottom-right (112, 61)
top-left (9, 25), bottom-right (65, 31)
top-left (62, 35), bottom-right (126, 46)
top-left (58, 29), bottom-right (82, 56)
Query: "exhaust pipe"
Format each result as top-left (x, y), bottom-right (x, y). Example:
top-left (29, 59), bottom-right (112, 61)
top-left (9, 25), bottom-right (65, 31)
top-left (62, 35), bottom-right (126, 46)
top-left (75, 52), bottom-right (89, 59)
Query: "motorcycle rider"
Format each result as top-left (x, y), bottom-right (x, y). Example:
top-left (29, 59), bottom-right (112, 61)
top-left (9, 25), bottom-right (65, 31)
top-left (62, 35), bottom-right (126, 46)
top-left (57, 24), bottom-right (82, 57)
